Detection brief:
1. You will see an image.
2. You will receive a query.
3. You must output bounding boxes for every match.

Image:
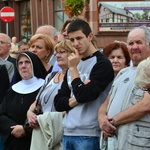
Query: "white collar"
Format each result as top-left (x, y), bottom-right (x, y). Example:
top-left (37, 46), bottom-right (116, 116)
top-left (12, 76), bottom-right (44, 94)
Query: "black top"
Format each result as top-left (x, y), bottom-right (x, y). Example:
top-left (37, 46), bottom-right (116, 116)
top-left (7, 55), bottom-right (16, 67)
top-left (0, 65), bottom-right (10, 103)
top-left (54, 51), bottom-right (114, 111)
top-left (0, 89), bottom-right (39, 150)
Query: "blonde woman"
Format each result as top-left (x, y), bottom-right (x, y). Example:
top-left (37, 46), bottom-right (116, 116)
top-left (29, 34), bottom-right (55, 73)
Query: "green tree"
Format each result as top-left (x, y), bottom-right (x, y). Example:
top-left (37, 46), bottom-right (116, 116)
top-left (134, 13), bottom-right (141, 20)
top-left (141, 10), bottom-right (150, 20)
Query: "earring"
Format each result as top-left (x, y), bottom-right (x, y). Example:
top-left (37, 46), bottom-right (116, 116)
top-left (45, 56), bottom-right (49, 63)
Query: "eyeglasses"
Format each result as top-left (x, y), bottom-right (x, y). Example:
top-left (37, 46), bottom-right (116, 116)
top-left (18, 60), bottom-right (31, 66)
top-left (0, 41), bottom-right (9, 45)
top-left (54, 50), bottom-right (67, 56)
top-left (142, 88), bottom-right (150, 93)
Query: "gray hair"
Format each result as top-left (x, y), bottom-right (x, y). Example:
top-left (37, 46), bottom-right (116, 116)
top-left (36, 25), bottom-right (58, 38)
top-left (7, 35), bottom-right (11, 44)
top-left (18, 41), bottom-right (29, 48)
top-left (127, 26), bottom-right (150, 45)
top-left (135, 57), bottom-right (150, 88)
top-left (0, 33), bottom-right (11, 43)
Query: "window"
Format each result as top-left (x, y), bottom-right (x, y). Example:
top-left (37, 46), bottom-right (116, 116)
top-left (19, 1), bottom-right (31, 42)
top-left (53, 0), bottom-right (68, 31)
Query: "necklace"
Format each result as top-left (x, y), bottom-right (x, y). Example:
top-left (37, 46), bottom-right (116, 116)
top-left (57, 72), bottom-right (65, 82)
top-left (57, 72), bottom-right (61, 82)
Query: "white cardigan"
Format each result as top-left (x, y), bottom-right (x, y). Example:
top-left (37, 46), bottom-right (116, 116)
top-left (30, 112), bottom-right (63, 150)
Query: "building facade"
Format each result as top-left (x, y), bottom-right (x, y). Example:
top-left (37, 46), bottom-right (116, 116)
top-left (0, 0), bottom-right (145, 48)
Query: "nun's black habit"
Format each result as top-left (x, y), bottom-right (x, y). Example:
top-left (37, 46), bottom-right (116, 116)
top-left (0, 51), bottom-right (47, 150)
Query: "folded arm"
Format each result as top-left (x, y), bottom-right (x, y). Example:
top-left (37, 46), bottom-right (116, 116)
top-left (27, 100), bottom-right (39, 128)
top-left (98, 95), bottom-right (116, 137)
top-left (113, 92), bottom-right (150, 126)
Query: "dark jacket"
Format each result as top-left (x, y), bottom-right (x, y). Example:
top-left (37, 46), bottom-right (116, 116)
top-left (0, 65), bottom-right (10, 103)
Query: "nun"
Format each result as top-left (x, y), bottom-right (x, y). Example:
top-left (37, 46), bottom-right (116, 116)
top-left (0, 51), bottom-right (47, 150)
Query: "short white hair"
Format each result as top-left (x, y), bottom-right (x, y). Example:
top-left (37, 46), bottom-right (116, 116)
top-left (36, 25), bottom-right (58, 38)
top-left (135, 57), bottom-right (150, 88)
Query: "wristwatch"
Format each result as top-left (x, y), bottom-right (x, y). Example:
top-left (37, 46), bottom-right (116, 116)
top-left (110, 119), bottom-right (116, 126)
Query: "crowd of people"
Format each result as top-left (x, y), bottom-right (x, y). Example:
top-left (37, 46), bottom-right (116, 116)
top-left (0, 18), bottom-right (150, 150)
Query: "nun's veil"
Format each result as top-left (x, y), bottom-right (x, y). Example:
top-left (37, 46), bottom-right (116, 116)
top-left (15, 51), bottom-right (47, 82)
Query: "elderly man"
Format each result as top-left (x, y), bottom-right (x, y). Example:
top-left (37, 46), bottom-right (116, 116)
top-left (0, 33), bottom-right (16, 150)
top-left (0, 33), bottom-right (16, 66)
top-left (35, 25), bottom-right (58, 43)
top-left (98, 26), bottom-right (150, 150)
top-left (10, 36), bottom-right (19, 58)
top-left (0, 33), bottom-right (16, 86)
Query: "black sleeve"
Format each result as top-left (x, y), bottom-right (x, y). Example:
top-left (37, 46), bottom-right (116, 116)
top-left (54, 57), bottom-right (114, 110)
top-left (72, 59), bottom-right (114, 103)
top-left (0, 91), bottom-right (17, 142)
top-left (54, 72), bottom-right (72, 111)
top-left (0, 65), bottom-right (10, 104)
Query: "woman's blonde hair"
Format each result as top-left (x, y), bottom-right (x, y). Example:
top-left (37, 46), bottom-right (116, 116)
top-left (135, 57), bottom-right (150, 88)
top-left (29, 34), bottom-right (55, 60)
top-left (55, 39), bottom-right (74, 53)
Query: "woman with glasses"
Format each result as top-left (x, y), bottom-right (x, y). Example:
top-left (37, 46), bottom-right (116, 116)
top-left (27, 39), bottom-right (75, 128)
top-left (0, 51), bottom-right (47, 150)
